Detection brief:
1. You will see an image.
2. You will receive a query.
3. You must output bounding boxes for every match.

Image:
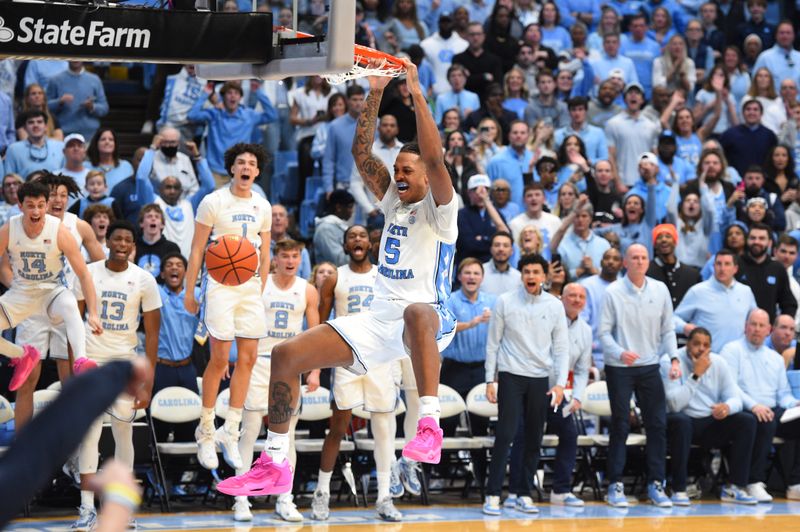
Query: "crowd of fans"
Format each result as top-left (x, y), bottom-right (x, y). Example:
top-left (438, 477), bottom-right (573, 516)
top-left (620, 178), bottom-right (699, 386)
top-left (2, 0), bottom-right (800, 517)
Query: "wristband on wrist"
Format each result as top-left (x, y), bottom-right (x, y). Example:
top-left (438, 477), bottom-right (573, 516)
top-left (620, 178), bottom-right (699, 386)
top-left (104, 482), bottom-right (142, 509)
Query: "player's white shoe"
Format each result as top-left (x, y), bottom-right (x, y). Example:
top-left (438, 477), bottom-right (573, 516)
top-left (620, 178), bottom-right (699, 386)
top-left (215, 426), bottom-right (244, 470)
top-left (71, 505), bottom-right (97, 531)
top-left (376, 496), bottom-right (403, 521)
top-left (233, 497), bottom-right (253, 521)
top-left (195, 425), bottom-right (219, 470)
top-left (310, 490), bottom-right (330, 520)
top-left (275, 494), bottom-right (303, 522)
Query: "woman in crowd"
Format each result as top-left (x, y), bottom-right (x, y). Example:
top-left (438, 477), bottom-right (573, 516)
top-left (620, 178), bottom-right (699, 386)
top-left (779, 101), bottom-right (800, 176)
top-left (87, 128), bottom-right (134, 191)
top-left (597, 189), bottom-right (658, 255)
top-left (502, 67), bottom-right (529, 119)
top-left (670, 108), bottom-right (705, 168)
top-left (764, 145), bottom-right (798, 207)
top-left (518, 225), bottom-right (546, 258)
top-left (310, 93), bottom-right (347, 169)
top-left (485, 3), bottom-right (523, 72)
top-left (16, 83), bottom-right (63, 141)
top-left (290, 75), bottom-right (333, 184)
top-left (700, 221), bottom-right (749, 279)
top-left (668, 183), bottom-right (716, 269)
top-left (648, 7), bottom-right (677, 49)
top-left (692, 65), bottom-right (739, 136)
top-left (556, 134), bottom-right (591, 191)
top-left (722, 45), bottom-right (752, 106)
top-left (521, 23), bottom-right (559, 73)
top-left (745, 68), bottom-right (786, 134)
top-left (382, 0), bottom-right (427, 49)
top-left (554, 182), bottom-right (580, 218)
top-left (652, 35), bottom-right (696, 95)
top-left (469, 117), bottom-right (503, 173)
top-left (444, 130), bottom-right (480, 206)
top-left (440, 108), bottom-right (463, 139)
top-left (539, 1), bottom-right (571, 53)
top-left (587, 7), bottom-right (619, 54)
top-left (527, 119), bottom-right (557, 161)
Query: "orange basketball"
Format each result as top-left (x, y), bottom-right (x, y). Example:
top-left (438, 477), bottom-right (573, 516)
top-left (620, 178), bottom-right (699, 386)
top-left (205, 234), bottom-right (259, 286)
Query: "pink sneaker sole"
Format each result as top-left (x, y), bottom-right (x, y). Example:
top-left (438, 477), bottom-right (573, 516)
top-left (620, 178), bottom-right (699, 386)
top-left (9, 345), bottom-right (40, 392)
top-left (215, 455), bottom-right (294, 496)
top-left (73, 357), bottom-right (98, 375)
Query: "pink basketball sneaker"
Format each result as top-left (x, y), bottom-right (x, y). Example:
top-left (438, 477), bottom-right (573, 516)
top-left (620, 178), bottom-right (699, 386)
top-left (402, 417), bottom-right (443, 464)
top-left (9, 345), bottom-right (40, 392)
top-left (73, 357), bottom-right (98, 375)
top-left (216, 452), bottom-right (293, 496)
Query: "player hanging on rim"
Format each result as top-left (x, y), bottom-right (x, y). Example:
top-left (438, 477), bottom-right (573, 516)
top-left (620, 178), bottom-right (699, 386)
top-left (232, 238), bottom-right (320, 523)
top-left (184, 142), bottom-right (272, 472)
top-left (311, 224), bottom-right (403, 522)
top-left (217, 58), bottom-right (458, 497)
top-left (0, 180), bottom-right (101, 394)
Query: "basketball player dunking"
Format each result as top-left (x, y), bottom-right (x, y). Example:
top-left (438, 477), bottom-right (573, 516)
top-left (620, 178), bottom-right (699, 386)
top-left (184, 143), bottom-right (272, 472)
top-left (218, 59), bottom-right (458, 496)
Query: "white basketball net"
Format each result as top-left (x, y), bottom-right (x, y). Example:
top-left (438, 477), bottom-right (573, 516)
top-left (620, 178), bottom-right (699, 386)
top-left (323, 55), bottom-right (406, 85)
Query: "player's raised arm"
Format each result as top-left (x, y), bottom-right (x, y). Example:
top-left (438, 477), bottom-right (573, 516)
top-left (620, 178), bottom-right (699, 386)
top-left (57, 224), bottom-right (101, 335)
top-left (402, 59), bottom-right (453, 207)
top-left (352, 67), bottom-right (392, 201)
top-left (317, 269), bottom-right (338, 320)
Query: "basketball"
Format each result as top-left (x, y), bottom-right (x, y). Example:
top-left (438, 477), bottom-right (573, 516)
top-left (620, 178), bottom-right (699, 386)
top-left (205, 235), bottom-right (259, 286)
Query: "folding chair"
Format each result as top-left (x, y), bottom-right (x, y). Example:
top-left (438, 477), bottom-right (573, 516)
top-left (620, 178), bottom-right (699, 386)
top-left (32, 389), bottom-right (59, 417)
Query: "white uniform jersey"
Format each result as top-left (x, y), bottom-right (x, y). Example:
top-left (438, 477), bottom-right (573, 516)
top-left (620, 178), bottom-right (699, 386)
top-left (156, 196), bottom-right (194, 260)
top-left (374, 183), bottom-right (458, 307)
top-left (7, 214), bottom-right (64, 290)
top-left (195, 187), bottom-right (271, 264)
top-left (60, 212), bottom-right (83, 289)
top-left (76, 261), bottom-right (162, 357)
top-left (258, 274), bottom-right (307, 356)
top-left (334, 264), bottom-right (377, 317)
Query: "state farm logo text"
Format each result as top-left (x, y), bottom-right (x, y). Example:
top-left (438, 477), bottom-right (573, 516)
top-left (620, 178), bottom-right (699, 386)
top-left (3, 17), bottom-right (151, 48)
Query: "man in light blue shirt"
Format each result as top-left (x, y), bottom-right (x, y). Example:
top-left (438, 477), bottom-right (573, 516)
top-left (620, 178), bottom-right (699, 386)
top-left (557, 0), bottom-right (602, 31)
top-left (4, 110), bottom-right (64, 178)
top-left (554, 97), bottom-right (609, 163)
top-left (753, 22), bottom-right (800, 93)
top-left (486, 121), bottom-right (534, 208)
top-left (599, 243), bottom-right (676, 507)
top-left (434, 64), bottom-right (481, 124)
top-left (483, 253), bottom-right (569, 515)
top-left (589, 33), bottom-right (639, 89)
top-left (662, 327), bottom-right (757, 505)
top-left (481, 231), bottom-right (521, 296)
top-left (24, 60), bottom-right (67, 92)
top-left (580, 247), bottom-right (623, 368)
top-left (321, 85), bottom-right (364, 194)
top-left (620, 14), bottom-right (661, 98)
top-left (46, 62), bottom-right (109, 142)
top-left (721, 308), bottom-right (800, 503)
top-left (674, 249), bottom-right (757, 352)
top-left (556, 202), bottom-right (610, 279)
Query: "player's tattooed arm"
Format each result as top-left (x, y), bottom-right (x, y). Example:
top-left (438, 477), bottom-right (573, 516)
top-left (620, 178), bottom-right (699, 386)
top-left (352, 76), bottom-right (392, 201)
top-left (268, 381), bottom-right (295, 425)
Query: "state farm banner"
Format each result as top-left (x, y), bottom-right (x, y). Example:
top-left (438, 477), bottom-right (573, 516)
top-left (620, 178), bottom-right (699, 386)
top-left (0, 2), bottom-right (273, 63)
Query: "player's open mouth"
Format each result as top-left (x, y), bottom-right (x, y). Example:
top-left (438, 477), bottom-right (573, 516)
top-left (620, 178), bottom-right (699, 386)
top-left (98, 225), bottom-right (107, 232)
top-left (150, 223), bottom-right (157, 230)
top-left (396, 182), bottom-right (409, 192)
top-left (31, 216), bottom-right (41, 223)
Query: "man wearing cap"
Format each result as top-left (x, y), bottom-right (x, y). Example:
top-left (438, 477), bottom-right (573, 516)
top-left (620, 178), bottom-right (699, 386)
top-left (555, 97), bottom-right (609, 162)
top-left (589, 33), bottom-right (639, 91)
top-left (313, 190), bottom-right (355, 266)
top-left (647, 223), bottom-right (702, 309)
top-left (4, 110), bottom-right (65, 178)
top-left (46, 61), bottom-right (108, 142)
top-left (620, 13), bottom-right (661, 99)
top-left (420, 12), bottom-right (468, 96)
top-left (627, 152), bottom-right (671, 221)
top-left (456, 174), bottom-right (511, 265)
top-left (57, 133), bottom-right (91, 208)
top-left (656, 132), bottom-right (695, 186)
top-left (674, 248), bottom-right (757, 353)
top-left (605, 85), bottom-right (661, 186)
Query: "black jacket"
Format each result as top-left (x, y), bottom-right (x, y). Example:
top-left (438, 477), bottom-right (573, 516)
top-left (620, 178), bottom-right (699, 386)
top-left (736, 254), bottom-right (798, 323)
top-left (647, 258), bottom-right (702, 309)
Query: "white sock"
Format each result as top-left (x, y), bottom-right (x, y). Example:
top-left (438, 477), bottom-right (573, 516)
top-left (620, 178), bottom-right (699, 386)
top-left (200, 407), bottom-right (215, 429)
top-left (277, 493), bottom-right (292, 504)
top-left (225, 407), bottom-right (243, 433)
top-left (317, 469), bottom-right (332, 494)
top-left (377, 471), bottom-right (391, 500)
top-left (265, 430), bottom-right (289, 464)
top-left (419, 396), bottom-right (441, 424)
top-left (81, 490), bottom-right (95, 509)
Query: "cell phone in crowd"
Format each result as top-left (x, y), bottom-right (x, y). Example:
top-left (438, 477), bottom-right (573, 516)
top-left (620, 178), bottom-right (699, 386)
top-left (551, 253), bottom-right (562, 266)
top-left (316, 110), bottom-right (326, 118)
top-left (479, 126), bottom-right (490, 133)
top-left (452, 146), bottom-right (465, 156)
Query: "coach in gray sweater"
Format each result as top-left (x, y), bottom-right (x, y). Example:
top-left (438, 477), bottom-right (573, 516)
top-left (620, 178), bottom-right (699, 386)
top-left (483, 253), bottom-right (569, 515)
top-left (599, 243), bottom-right (677, 508)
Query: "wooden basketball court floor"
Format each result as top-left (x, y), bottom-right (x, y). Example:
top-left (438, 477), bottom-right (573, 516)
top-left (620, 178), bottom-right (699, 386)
top-left (8, 501), bottom-right (800, 531)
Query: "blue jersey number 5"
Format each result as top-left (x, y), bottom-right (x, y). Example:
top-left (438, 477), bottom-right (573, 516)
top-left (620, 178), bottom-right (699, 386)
top-left (384, 237), bottom-right (400, 264)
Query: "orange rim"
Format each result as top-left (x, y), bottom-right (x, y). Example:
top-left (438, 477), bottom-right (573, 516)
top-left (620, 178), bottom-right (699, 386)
top-left (274, 26), bottom-right (404, 71)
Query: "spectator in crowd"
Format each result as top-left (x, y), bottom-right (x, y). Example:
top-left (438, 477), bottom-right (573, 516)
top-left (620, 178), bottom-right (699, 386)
top-left (452, 22), bottom-right (503, 103)
top-left (152, 252), bottom-right (200, 443)
top-left (456, 174), bottom-right (510, 266)
top-left (24, 59), bottom-right (67, 93)
top-left (551, 200), bottom-right (610, 279)
top-left (720, 99), bottom-right (778, 176)
top-left (721, 45), bottom-right (752, 107)
top-left (434, 64), bottom-right (481, 124)
top-left (135, 203), bottom-right (181, 277)
top-left (722, 308), bottom-right (800, 503)
top-left (420, 13), bottom-right (468, 97)
top-left (290, 75), bottom-right (332, 185)
top-left (772, 235), bottom-right (800, 328)
top-left (270, 204), bottom-right (311, 280)
top-left (188, 80), bottom-right (277, 186)
top-left (779, 79), bottom-right (799, 121)
top-left (379, 77), bottom-right (418, 144)
top-left (490, 178), bottom-right (519, 221)
top-left (82, 203), bottom-right (113, 259)
top-left (764, 144), bottom-right (798, 206)
top-left (0, 172), bottom-right (21, 225)
top-left (736, 222), bottom-right (798, 323)
top-left (483, 253), bottom-right (568, 515)
top-left (648, 6), bottom-right (679, 48)
top-left (528, 119), bottom-right (557, 162)
top-left (585, 159), bottom-right (624, 221)
top-left (67, 170), bottom-right (122, 221)
top-left (509, 183), bottom-right (562, 248)
top-left (587, 6), bottom-right (620, 53)
top-left (443, 129), bottom-right (478, 205)
top-left (383, 0), bottom-right (428, 51)
top-left (487, 121), bottom-right (534, 208)
top-left (736, 0), bottom-right (775, 49)
top-left (667, 184), bottom-right (716, 270)
top-left (517, 224), bottom-right (547, 258)
top-left (733, 166), bottom-right (786, 232)
top-left (46, 61), bottom-right (108, 142)
top-left (591, 33), bottom-right (639, 88)
top-left (674, 249), bottom-right (757, 352)
top-left (16, 83), bottom-right (64, 142)
top-left (512, 44), bottom-right (540, 96)
top-left (766, 314), bottom-right (797, 360)
top-left (313, 190), bottom-right (355, 267)
top-left (555, 97), bottom-right (609, 163)
top-left (598, 185), bottom-right (658, 255)
top-left (0, 91), bottom-right (12, 156)
top-left (481, 231), bottom-right (520, 296)
top-left (157, 64), bottom-right (207, 143)
top-left (142, 128), bottom-right (201, 200)
top-left (57, 134), bottom-right (91, 201)
top-left (620, 13), bottom-right (661, 98)
top-left (5, 110), bottom-right (65, 177)
top-left (606, 83), bottom-right (661, 186)
top-left (321, 85), bottom-right (364, 195)
top-left (656, 131), bottom-right (695, 186)
top-left (647, 223), bottom-right (703, 308)
top-left (502, 68), bottom-right (529, 120)
top-left (663, 327), bottom-right (758, 506)
top-left (586, 79), bottom-right (622, 128)
top-left (581, 246), bottom-right (623, 368)
top-left (742, 33), bottom-right (764, 71)
top-left (600, 243), bottom-right (677, 508)
top-left (86, 128), bottom-right (135, 191)
top-left (745, 68), bottom-right (786, 135)
top-left (558, 0), bottom-right (600, 29)
top-left (464, 84), bottom-right (518, 144)
top-left (469, 118), bottom-right (503, 174)
top-left (692, 65), bottom-right (740, 137)
top-left (538, 1), bottom-right (571, 53)
top-left (524, 71), bottom-right (570, 130)
top-left (685, 19), bottom-right (715, 84)
top-left (629, 152), bottom-right (672, 221)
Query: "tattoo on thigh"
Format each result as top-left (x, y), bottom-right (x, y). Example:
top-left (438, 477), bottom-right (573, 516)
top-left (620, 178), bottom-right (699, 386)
top-left (269, 381), bottom-right (293, 424)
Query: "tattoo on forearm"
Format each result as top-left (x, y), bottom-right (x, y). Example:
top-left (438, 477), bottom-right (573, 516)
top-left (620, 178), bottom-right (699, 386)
top-left (353, 89), bottom-right (390, 196)
top-left (268, 381), bottom-right (293, 425)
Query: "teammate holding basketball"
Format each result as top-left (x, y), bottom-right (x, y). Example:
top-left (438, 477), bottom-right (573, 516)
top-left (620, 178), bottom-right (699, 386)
top-left (72, 220), bottom-right (162, 531)
top-left (233, 238), bottom-right (319, 523)
top-left (0, 180), bottom-right (101, 393)
top-left (184, 142), bottom-right (272, 471)
top-left (218, 59), bottom-right (457, 497)
top-left (311, 224), bottom-right (402, 522)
